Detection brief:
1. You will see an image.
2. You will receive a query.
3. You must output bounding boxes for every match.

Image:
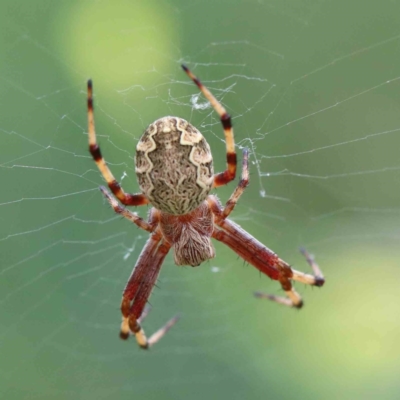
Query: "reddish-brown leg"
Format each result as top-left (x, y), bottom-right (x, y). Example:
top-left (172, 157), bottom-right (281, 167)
top-left (101, 185), bottom-right (179, 348)
top-left (87, 79), bottom-right (149, 206)
top-left (210, 207), bottom-right (281, 281)
top-left (120, 232), bottom-right (179, 349)
top-left (209, 196), bottom-right (324, 308)
top-left (181, 65), bottom-right (237, 187)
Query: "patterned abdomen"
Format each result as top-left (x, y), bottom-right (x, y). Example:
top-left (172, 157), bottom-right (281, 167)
top-left (135, 117), bottom-right (214, 215)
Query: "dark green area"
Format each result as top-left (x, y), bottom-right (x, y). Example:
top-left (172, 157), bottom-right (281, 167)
top-left (1, 0), bottom-right (400, 399)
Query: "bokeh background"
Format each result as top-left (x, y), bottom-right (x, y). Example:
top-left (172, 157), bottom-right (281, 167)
top-left (1, 1), bottom-right (400, 399)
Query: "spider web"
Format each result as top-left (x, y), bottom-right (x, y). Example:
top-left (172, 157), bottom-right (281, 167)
top-left (1, 1), bottom-right (400, 399)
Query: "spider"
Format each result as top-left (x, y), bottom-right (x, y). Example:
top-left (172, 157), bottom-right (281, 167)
top-left (87, 65), bottom-right (325, 349)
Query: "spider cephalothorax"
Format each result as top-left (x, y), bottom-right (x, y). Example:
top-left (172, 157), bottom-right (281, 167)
top-left (87, 64), bottom-right (325, 350)
top-left (159, 201), bottom-right (215, 266)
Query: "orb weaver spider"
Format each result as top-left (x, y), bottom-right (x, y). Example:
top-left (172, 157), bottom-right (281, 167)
top-left (87, 65), bottom-right (325, 349)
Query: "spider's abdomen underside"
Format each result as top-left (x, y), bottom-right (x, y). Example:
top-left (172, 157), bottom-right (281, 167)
top-left (135, 117), bottom-right (214, 215)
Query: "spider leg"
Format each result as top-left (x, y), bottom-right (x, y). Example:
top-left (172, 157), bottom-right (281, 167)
top-left (137, 304), bottom-right (152, 323)
top-left (182, 65), bottom-right (237, 188)
top-left (254, 265), bottom-right (304, 309)
top-left (87, 80), bottom-right (149, 206)
top-left (120, 232), bottom-right (179, 349)
top-left (210, 203), bottom-right (324, 309)
top-left (254, 249), bottom-right (324, 308)
top-left (99, 186), bottom-right (154, 233)
top-left (222, 148), bottom-right (249, 219)
top-left (293, 247), bottom-right (325, 286)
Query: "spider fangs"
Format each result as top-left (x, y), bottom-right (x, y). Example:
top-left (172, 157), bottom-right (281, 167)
top-left (87, 65), bottom-right (325, 349)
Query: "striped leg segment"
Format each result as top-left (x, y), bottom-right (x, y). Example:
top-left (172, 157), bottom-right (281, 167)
top-left (222, 148), bottom-right (249, 219)
top-left (254, 249), bottom-right (325, 308)
top-left (87, 79), bottom-right (149, 206)
top-left (99, 186), bottom-right (154, 232)
top-left (181, 65), bottom-right (237, 187)
top-left (292, 247), bottom-right (325, 286)
top-left (254, 264), bottom-right (304, 309)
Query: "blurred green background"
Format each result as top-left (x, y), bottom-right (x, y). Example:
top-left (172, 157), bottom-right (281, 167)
top-left (1, 0), bottom-right (400, 399)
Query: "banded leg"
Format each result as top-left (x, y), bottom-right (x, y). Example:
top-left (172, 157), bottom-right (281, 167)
top-left (211, 207), bottom-right (324, 308)
top-left (87, 79), bottom-right (149, 206)
top-left (254, 249), bottom-right (325, 308)
top-left (222, 148), bottom-right (249, 219)
top-left (120, 234), bottom-right (179, 349)
top-left (99, 187), bottom-right (154, 233)
top-left (181, 65), bottom-right (237, 187)
top-left (213, 223), bottom-right (302, 308)
top-left (254, 260), bottom-right (304, 308)
top-left (292, 247), bottom-right (325, 286)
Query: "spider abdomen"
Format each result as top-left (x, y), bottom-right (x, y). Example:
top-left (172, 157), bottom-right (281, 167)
top-left (135, 117), bottom-right (214, 215)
